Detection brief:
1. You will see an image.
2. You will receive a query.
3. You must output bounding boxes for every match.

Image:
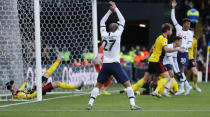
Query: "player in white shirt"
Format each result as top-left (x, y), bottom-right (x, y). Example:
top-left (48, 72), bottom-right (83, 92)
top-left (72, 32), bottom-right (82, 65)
top-left (87, 1), bottom-right (141, 110)
top-left (171, 0), bottom-right (193, 95)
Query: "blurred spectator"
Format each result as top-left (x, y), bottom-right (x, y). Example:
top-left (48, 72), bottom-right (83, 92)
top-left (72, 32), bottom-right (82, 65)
top-left (134, 50), bottom-right (145, 66)
top-left (187, 1), bottom-right (199, 28)
top-left (82, 47), bottom-right (94, 62)
top-left (142, 46), bottom-right (149, 60)
top-left (121, 45), bottom-right (127, 54)
top-left (42, 45), bottom-right (50, 64)
top-left (177, 0), bottom-right (191, 23)
top-left (72, 59), bottom-right (81, 66)
top-left (202, 0), bottom-right (210, 26)
top-left (60, 46), bottom-right (71, 63)
top-left (203, 26), bottom-right (210, 44)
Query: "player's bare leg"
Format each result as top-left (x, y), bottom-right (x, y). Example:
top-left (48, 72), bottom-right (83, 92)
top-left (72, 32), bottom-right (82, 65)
top-left (191, 67), bottom-right (202, 93)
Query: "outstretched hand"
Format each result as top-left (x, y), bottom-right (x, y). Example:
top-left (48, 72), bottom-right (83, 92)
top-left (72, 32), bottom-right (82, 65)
top-left (172, 0), bottom-right (177, 9)
top-left (109, 1), bottom-right (116, 13)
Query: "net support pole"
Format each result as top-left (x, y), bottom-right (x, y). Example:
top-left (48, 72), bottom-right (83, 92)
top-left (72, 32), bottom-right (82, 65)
top-left (205, 46), bottom-right (210, 82)
top-left (34, 0), bottom-right (42, 101)
top-left (92, 0), bottom-right (98, 82)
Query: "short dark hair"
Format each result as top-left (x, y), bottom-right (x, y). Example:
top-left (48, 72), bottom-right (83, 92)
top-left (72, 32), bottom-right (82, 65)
top-left (161, 23), bottom-right (173, 33)
top-left (5, 80), bottom-right (14, 90)
top-left (182, 18), bottom-right (191, 24)
top-left (173, 36), bottom-right (182, 42)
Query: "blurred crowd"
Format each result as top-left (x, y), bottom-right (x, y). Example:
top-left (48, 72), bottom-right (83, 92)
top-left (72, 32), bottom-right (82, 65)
top-left (176, 0), bottom-right (210, 80)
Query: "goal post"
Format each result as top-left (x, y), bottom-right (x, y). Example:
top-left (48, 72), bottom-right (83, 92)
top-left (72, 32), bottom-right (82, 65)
top-left (34, 0), bottom-right (42, 101)
top-left (0, 0), bottom-right (98, 101)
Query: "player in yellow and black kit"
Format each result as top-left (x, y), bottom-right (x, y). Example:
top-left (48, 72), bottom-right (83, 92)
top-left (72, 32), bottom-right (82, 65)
top-left (186, 31), bottom-right (202, 93)
top-left (6, 56), bottom-right (84, 99)
top-left (131, 23), bottom-right (185, 97)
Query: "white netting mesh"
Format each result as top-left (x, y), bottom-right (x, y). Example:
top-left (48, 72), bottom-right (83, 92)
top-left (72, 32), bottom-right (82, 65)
top-left (0, 0), bottom-right (95, 100)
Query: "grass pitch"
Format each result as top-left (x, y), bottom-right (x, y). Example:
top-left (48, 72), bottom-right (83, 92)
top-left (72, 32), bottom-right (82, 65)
top-left (0, 82), bottom-right (210, 117)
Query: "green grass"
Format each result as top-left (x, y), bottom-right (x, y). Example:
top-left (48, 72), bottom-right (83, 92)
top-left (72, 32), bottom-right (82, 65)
top-left (0, 82), bottom-right (210, 117)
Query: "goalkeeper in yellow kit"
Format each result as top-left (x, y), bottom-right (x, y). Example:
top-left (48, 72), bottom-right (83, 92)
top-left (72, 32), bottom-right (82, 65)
top-left (5, 56), bottom-right (83, 99)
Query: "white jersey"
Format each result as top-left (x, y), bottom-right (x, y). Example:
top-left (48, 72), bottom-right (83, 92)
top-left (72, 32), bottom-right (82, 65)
top-left (100, 8), bottom-right (125, 63)
top-left (171, 9), bottom-right (193, 52)
top-left (101, 30), bottom-right (123, 63)
top-left (163, 43), bottom-right (180, 73)
top-left (163, 44), bottom-right (177, 65)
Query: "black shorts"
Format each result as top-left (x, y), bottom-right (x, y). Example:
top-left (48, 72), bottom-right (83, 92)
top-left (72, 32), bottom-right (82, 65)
top-left (42, 83), bottom-right (54, 95)
top-left (147, 62), bottom-right (166, 74)
top-left (187, 59), bottom-right (196, 69)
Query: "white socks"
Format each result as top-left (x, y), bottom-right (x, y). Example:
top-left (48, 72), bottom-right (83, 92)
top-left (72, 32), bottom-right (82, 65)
top-left (126, 87), bottom-right (135, 106)
top-left (180, 73), bottom-right (191, 91)
top-left (88, 87), bottom-right (136, 106)
top-left (88, 87), bottom-right (99, 106)
top-left (164, 78), bottom-right (173, 91)
top-left (182, 73), bottom-right (191, 88)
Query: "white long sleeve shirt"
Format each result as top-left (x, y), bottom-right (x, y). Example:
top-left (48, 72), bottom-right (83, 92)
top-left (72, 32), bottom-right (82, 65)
top-left (171, 9), bottom-right (193, 52)
top-left (100, 8), bottom-right (125, 63)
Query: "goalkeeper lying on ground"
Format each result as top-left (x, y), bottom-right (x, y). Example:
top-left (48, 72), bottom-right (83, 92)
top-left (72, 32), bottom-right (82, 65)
top-left (5, 56), bottom-right (84, 99)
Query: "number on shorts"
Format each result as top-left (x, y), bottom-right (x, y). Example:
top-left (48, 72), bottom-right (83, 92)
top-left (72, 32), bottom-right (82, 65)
top-left (181, 58), bottom-right (186, 64)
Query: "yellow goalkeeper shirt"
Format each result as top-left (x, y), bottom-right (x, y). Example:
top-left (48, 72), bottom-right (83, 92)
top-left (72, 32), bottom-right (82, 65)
top-left (13, 83), bottom-right (37, 99)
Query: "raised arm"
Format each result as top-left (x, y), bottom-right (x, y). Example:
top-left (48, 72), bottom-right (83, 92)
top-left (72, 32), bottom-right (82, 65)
top-left (171, 0), bottom-right (181, 28)
top-left (109, 1), bottom-right (125, 34)
top-left (109, 1), bottom-right (125, 27)
top-left (171, 9), bottom-right (178, 26)
top-left (100, 10), bottom-right (112, 27)
top-left (115, 8), bottom-right (125, 27)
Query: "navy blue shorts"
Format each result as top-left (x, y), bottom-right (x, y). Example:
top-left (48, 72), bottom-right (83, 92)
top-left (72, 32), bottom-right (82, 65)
top-left (177, 52), bottom-right (189, 66)
top-left (97, 63), bottom-right (129, 84)
top-left (164, 64), bottom-right (173, 71)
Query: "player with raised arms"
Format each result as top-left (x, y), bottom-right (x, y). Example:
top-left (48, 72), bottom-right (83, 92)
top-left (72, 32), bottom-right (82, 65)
top-left (87, 1), bottom-right (141, 110)
top-left (171, 0), bottom-right (193, 95)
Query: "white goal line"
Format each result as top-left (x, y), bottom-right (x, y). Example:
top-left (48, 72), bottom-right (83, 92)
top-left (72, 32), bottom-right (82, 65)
top-left (0, 90), bottom-right (120, 108)
top-left (0, 109), bottom-right (210, 112)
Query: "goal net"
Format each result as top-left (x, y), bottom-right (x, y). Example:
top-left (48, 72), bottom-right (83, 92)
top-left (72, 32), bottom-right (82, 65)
top-left (0, 0), bottom-right (97, 101)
